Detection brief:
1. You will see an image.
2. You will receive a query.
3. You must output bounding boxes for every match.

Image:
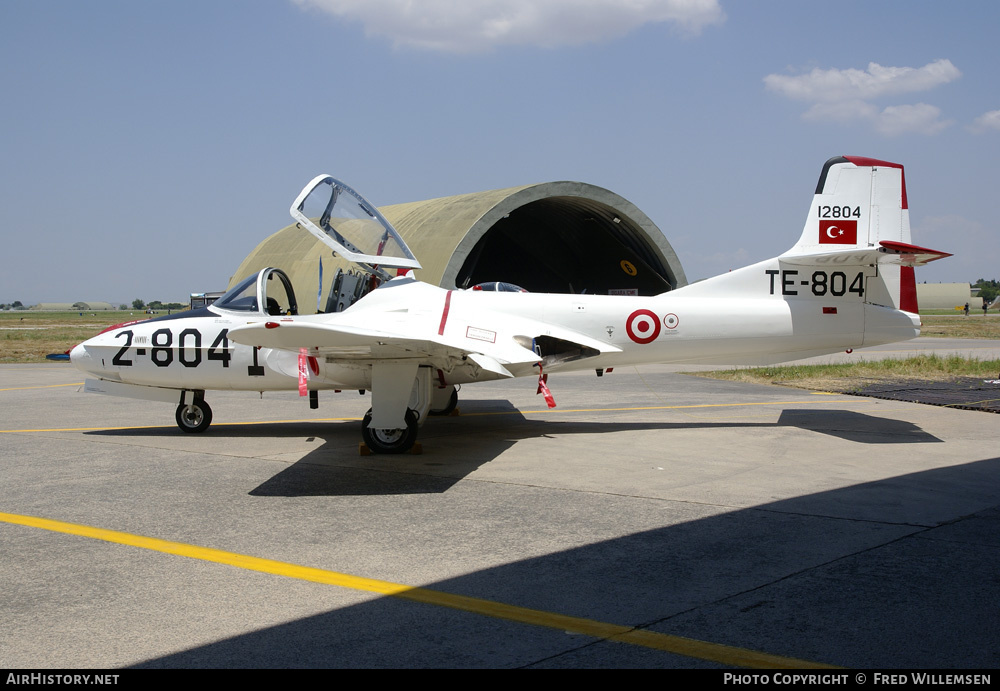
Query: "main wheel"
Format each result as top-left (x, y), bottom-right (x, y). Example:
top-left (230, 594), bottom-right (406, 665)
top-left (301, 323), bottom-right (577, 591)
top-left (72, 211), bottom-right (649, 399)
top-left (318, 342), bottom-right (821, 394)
top-left (428, 388), bottom-right (458, 416)
top-left (175, 400), bottom-right (212, 433)
top-left (361, 408), bottom-right (418, 454)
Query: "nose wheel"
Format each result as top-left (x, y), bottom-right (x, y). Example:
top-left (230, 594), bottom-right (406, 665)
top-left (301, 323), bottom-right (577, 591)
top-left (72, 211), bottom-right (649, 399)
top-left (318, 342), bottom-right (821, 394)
top-left (175, 400), bottom-right (213, 433)
top-left (361, 408), bottom-right (418, 454)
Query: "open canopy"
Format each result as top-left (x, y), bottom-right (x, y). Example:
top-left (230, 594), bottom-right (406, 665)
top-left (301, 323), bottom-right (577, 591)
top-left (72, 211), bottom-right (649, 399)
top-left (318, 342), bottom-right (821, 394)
top-left (290, 175), bottom-right (421, 274)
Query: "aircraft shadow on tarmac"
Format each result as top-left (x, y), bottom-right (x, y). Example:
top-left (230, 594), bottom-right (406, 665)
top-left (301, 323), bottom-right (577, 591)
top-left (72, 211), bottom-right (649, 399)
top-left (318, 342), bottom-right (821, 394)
top-left (127, 456), bottom-right (1000, 669)
top-left (774, 409), bottom-right (942, 444)
top-left (85, 401), bottom-right (942, 498)
top-left (249, 408), bottom-right (941, 497)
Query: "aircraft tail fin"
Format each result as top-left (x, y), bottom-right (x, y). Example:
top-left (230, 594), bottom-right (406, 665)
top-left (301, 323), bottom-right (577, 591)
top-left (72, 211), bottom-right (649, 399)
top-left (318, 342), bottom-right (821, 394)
top-left (780, 156), bottom-right (950, 313)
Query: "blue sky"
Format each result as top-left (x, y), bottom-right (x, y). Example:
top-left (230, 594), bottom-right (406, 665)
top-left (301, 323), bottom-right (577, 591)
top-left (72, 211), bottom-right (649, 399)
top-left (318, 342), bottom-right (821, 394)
top-left (2, 0), bottom-right (997, 304)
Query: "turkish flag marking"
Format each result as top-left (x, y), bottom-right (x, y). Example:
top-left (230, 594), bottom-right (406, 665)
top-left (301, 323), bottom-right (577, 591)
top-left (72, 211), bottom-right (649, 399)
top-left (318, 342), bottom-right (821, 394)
top-left (819, 220), bottom-right (857, 245)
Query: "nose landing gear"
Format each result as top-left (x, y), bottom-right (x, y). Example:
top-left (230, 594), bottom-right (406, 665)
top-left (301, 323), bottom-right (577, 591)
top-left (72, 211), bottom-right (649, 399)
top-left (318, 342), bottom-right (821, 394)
top-left (175, 398), bottom-right (212, 433)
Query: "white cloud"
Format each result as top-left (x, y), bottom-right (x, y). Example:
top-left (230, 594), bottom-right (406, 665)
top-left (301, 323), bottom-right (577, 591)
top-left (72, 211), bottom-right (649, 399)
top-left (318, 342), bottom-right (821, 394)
top-left (969, 109), bottom-right (1000, 133)
top-left (293, 0), bottom-right (725, 52)
top-left (764, 60), bottom-right (959, 136)
top-left (874, 104), bottom-right (951, 136)
top-left (803, 99), bottom-right (877, 123)
top-left (764, 59), bottom-right (960, 102)
top-left (802, 100), bottom-right (951, 136)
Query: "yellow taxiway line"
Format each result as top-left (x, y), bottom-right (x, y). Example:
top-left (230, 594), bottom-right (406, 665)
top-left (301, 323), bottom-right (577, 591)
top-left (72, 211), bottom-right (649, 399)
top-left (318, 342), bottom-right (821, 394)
top-left (0, 417), bottom-right (364, 434)
top-left (0, 382), bottom-right (84, 392)
top-left (0, 511), bottom-right (836, 669)
top-left (0, 397), bottom-right (857, 434)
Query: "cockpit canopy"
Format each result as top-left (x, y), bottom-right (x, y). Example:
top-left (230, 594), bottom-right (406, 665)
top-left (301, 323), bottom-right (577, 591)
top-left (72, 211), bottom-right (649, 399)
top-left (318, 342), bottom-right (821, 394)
top-left (213, 268), bottom-right (298, 316)
top-left (470, 281), bottom-right (529, 293)
top-left (290, 175), bottom-right (421, 276)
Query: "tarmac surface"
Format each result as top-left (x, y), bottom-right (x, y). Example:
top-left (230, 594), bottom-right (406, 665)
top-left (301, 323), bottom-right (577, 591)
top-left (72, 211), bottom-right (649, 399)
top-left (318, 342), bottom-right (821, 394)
top-left (2, 337), bottom-right (999, 669)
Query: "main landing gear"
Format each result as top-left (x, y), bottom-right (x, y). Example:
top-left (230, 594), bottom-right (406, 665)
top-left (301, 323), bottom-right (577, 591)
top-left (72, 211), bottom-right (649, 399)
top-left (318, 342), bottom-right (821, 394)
top-left (361, 408), bottom-right (419, 454)
top-left (360, 369), bottom-right (459, 454)
top-left (361, 386), bottom-right (459, 453)
top-left (428, 385), bottom-right (458, 417)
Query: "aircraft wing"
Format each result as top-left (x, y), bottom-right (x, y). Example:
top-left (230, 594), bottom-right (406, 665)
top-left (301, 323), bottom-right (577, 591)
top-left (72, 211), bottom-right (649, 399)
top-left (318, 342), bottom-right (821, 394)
top-left (226, 317), bottom-right (542, 377)
top-left (228, 307), bottom-right (621, 377)
top-left (230, 320), bottom-right (449, 358)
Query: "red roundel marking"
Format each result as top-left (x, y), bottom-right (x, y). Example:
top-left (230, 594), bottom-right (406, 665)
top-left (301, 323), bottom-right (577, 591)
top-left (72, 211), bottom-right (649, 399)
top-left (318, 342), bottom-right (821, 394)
top-left (663, 313), bottom-right (679, 329)
top-left (626, 309), bottom-right (661, 344)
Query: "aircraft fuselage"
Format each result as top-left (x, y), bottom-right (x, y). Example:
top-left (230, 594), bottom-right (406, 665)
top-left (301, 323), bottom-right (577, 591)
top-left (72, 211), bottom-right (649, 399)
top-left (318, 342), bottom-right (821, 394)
top-left (71, 265), bottom-right (920, 396)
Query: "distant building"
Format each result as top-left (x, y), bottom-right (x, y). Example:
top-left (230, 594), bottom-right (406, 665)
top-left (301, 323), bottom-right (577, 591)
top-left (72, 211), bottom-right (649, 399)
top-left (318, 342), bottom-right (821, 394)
top-left (32, 302), bottom-right (116, 311)
top-left (190, 292), bottom-right (225, 310)
top-left (916, 283), bottom-right (983, 310)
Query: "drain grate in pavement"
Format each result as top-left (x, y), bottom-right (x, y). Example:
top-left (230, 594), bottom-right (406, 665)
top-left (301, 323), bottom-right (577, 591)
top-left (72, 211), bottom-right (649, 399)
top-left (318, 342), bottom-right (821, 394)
top-left (845, 377), bottom-right (1000, 413)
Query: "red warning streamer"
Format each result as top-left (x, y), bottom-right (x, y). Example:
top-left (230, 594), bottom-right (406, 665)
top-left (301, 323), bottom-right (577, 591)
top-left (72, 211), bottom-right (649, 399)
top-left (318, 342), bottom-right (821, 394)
top-left (298, 348), bottom-right (309, 397)
top-left (535, 363), bottom-right (556, 408)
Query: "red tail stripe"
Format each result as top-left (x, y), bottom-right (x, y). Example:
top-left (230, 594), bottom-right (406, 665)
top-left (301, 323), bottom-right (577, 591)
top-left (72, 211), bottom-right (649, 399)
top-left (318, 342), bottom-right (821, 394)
top-left (899, 266), bottom-right (918, 314)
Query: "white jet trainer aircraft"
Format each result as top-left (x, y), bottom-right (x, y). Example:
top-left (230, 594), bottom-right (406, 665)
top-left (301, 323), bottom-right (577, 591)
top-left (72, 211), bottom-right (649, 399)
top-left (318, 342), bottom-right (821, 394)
top-left (72, 156), bottom-right (949, 453)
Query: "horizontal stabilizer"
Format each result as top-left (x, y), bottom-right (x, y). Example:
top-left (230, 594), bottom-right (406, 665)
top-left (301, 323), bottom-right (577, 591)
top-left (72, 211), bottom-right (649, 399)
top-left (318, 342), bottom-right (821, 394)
top-left (878, 241), bottom-right (952, 265)
top-left (780, 242), bottom-right (950, 268)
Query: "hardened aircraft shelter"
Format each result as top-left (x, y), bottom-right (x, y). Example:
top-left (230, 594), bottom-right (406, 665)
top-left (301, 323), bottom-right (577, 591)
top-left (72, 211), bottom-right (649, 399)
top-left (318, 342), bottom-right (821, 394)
top-left (230, 181), bottom-right (687, 303)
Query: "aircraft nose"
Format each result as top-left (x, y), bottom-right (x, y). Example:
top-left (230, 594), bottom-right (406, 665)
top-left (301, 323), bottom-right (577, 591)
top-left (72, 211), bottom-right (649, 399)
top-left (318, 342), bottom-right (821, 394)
top-left (69, 342), bottom-right (92, 371)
